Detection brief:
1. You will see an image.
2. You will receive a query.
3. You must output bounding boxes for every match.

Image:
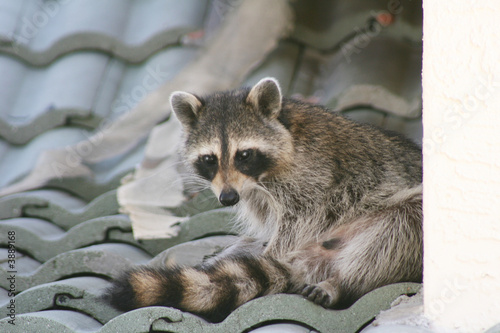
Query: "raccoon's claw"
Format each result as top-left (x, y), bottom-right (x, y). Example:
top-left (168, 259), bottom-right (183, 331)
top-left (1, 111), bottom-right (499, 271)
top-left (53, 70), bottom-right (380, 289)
top-left (299, 283), bottom-right (338, 308)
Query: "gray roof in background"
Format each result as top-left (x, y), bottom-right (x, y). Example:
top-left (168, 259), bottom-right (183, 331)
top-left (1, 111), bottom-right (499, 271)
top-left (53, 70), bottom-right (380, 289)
top-left (0, 0), bottom-right (428, 332)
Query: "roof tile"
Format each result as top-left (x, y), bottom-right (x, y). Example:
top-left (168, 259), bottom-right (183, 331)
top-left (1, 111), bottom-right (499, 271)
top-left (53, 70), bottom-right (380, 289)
top-left (1, 283), bottom-right (421, 332)
top-left (0, 45), bottom-right (198, 144)
top-left (0, 277), bottom-right (119, 324)
top-left (0, 0), bottom-right (209, 65)
top-left (0, 244), bottom-right (151, 292)
top-left (0, 128), bottom-right (89, 187)
top-left (0, 215), bottom-right (135, 262)
top-left (313, 36), bottom-right (422, 118)
top-left (1, 309), bottom-right (103, 332)
top-left (19, 190), bottom-right (118, 228)
top-left (291, 0), bottom-right (422, 50)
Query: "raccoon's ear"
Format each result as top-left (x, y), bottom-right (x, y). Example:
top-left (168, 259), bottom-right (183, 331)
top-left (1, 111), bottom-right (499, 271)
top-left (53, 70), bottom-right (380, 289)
top-left (170, 91), bottom-right (203, 128)
top-left (247, 77), bottom-right (282, 119)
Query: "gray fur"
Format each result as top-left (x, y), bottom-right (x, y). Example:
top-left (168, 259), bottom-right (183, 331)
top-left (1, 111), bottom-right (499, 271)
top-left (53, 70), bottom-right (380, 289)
top-left (105, 78), bottom-right (422, 321)
top-left (172, 77), bottom-right (422, 307)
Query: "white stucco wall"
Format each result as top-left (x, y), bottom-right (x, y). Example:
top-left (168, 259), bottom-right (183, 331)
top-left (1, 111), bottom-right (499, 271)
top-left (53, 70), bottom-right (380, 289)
top-left (422, 1), bottom-right (500, 332)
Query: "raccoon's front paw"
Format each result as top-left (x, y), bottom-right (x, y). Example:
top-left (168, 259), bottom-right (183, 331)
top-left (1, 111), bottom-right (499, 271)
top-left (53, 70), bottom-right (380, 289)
top-left (299, 282), bottom-right (339, 308)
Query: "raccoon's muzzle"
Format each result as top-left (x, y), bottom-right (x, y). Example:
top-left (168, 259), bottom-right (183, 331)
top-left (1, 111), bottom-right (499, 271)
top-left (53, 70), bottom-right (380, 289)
top-left (219, 187), bottom-right (239, 206)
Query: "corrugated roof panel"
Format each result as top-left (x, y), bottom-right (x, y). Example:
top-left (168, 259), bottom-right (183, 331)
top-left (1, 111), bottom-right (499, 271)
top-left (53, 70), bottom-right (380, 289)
top-left (0, 190), bottom-right (119, 228)
top-left (0, 45), bottom-right (199, 144)
top-left (0, 0), bottom-right (24, 39)
top-left (0, 244), bottom-right (151, 292)
top-left (313, 36), bottom-right (422, 118)
top-left (0, 283), bottom-right (421, 332)
top-left (0, 0), bottom-right (209, 65)
top-left (0, 128), bottom-right (89, 188)
top-left (291, 0), bottom-right (422, 50)
top-left (1, 310), bottom-right (103, 332)
top-left (96, 46), bottom-right (198, 123)
top-left (0, 248), bottom-right (41, 274)
top-left (0, 55), bottom-right (26, 125)
top-left (0, 216), bottom-right (137, 262)
top-left (0, 277), bottom-right (118, 324)
top-left (0, 52), bottom-right (108, 144)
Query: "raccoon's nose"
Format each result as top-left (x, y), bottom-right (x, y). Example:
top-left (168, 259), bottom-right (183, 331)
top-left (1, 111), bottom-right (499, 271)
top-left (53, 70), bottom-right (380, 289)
top-left (219, 188), bottom-right (239, 206)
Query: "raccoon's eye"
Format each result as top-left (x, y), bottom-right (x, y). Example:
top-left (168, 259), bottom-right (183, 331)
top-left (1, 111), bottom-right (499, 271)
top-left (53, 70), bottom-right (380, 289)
top-left (201, 154), bottom-right (217, 165)
top-left (236, 149), bottom-right (253, 162)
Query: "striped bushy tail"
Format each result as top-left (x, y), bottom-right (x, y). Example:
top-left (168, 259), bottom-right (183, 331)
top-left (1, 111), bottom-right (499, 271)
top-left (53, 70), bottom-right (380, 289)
top-left (103, 254), bottom-right (291, 322)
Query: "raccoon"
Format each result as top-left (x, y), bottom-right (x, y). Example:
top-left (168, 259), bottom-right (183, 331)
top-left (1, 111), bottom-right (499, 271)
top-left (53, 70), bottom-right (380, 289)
top-left (104, 78), bottom-right (422, 323)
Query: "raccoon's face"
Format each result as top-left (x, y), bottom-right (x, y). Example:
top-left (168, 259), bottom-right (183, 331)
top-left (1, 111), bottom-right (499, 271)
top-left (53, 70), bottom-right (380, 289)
top-left (171, 78), bottom-right (293, 206)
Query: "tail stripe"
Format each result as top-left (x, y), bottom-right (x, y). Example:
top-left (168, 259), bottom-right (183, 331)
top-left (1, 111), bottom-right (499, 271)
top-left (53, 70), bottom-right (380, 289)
top-left (104, 254), bottom-right (292, 322)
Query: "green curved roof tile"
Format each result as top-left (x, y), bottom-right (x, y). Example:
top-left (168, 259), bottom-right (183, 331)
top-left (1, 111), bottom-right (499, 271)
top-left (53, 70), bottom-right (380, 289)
top-left (152, 283), bottom-right (422, 333)
top-left (0, 277), bottom-right (119, 324)
top-left (23, 190), bottom-right (119, 229)
top-left (0, 215), bottom-right (132, 262)
top-left (0, 310), bottom-right (103, 332)
top-left (1, 283), bottom-right (420, 333)
top-left (0, 244), bottom-right (151, 292)
top-left (0, 189), bottom-right (118, 226)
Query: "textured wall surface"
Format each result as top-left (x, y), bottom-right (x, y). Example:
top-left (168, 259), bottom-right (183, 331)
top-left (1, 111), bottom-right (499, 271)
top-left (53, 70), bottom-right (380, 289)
top-left (422, 1), bottom-right (500, 332)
